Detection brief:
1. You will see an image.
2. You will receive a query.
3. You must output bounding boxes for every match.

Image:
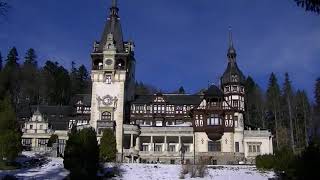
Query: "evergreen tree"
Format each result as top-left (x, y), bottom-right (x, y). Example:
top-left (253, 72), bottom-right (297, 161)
top-left (70, 62), bottom-right (90, 97)
top-left (0, 94), bottom-right (22, 161)
top-left (245, 76), bottom-right (265, 128)
top-left (0, 52), bottom-right (3, 70)
top-left (295, 90), bottom-right (310, 148)
top-left (47, 134), bottom-right (58, 147)
top-left (21, 48), bottom-right (39, 104)
top-left (1, 47), bottom-right (20, 104)
top-left (64, 127), bottom-right (99, 179)
top-left (100, 128), bottom-right (117, 162)
top-left (41, 61), bottom-right (71, 105)
top-left (315, 77), bottom-right (320, 109)
top-left (266, 73), bottom-right (281, 149)
top-left (78, 65), bottom-right (90, 94)
top-left (282, 72), bottom-right (295, 152)
top-left (313, 77), bottom-right (320, 137)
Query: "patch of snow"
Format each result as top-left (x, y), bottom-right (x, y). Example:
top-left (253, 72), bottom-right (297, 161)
top-left (116, 164), bottom-right (275, 180)
top-left (0, 152), bottom-right (69, 180)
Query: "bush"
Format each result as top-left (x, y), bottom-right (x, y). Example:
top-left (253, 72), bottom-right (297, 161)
top-left (47, 134), bottom-right (58, 147)
top-left (295, 139), bottom-right (320, 180)
top-left (99, 129), bottom-right (117, 162)
top-left (256, 154), bottom-right (275, 170)
top-left (64, 127), bottom-right (99, 179)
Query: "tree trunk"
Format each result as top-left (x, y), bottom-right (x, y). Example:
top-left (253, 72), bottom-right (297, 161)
top-left (302, 98), bottom-right (309, 147)
top-left (287, 96), bottom-right (295, 153)
top-left (274, 107), bottom-right (279, 150)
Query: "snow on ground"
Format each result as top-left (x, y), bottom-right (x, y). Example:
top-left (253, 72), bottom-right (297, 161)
top-left (0, 152), bottom-right (69, 180)
top-left (1, 152), bottom-right (275, 180)
top-left (118, 164), bottom-right (275, 180)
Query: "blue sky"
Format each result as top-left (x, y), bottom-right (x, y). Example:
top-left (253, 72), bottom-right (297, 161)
top-left (0, 0), bottom-right (319, 101)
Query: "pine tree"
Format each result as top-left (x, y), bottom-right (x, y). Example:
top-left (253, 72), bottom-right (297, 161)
top-left (1, 47), bottom-right (20, 104)
top-left (266, 73), bottom-right (281, 149)
top-left (283, 72), bottom-right (295, 152)
top-left (42, 61), bottom-right (71, 105)
top-left (315, 78), bottom-right (320, 109)
top-left (64, 127), bottom-right (99, 179)
top-left (295, 90), bottom-right (310, 148)
top-left (0, 52), bottom-right (3, 70)
top-left (78, 65), bottom-right (90, 94)
top-left (100, 128), bottom-right (117, 162)
top-left (313, 77), bottom-right (320, 137)
top-left (21, 48), bottom-right (39, 104)
top-left (245, 76), bottom-right (265, 128)
top-left (0, 94), bottom-right (22, 161)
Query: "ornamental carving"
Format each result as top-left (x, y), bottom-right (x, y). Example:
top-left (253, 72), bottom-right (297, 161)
top-left (97, 95), bottom-right (118, 108)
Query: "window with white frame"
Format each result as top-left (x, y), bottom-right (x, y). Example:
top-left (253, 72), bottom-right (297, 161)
top-left (101, 111), bottom-right (112, 121)
top-left (175, 106), bottom-right (183, 114)
top-left (142, 144), bottom-right (149, 151)
top-left (207, 114), bottom-right (221, 126)
top-left (168, 145), bottom-right (176, 152)
top-left (248, 143), bottom-right (261, 154)
top-left (155, 145), bottom-right (162, 152)
top-left (105, 75), bottom-right (112, 84)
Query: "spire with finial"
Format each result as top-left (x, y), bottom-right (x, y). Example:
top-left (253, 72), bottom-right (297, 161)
top-left (110, 0), bottom-right (119, 17)
top-left (227, 26), bottom-right (236, 62)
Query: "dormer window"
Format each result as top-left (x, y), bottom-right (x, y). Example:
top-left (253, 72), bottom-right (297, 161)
top-left (105, 75), bottom-right (112, 84)
top-left (231, 75), bottom-right (238, 82)
top-left (232, 86), bottom-right (237, 92)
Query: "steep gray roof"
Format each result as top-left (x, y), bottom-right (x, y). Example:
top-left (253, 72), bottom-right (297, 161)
top-left (221, 61), bottom-right (246, 85)
top-left (98, 2), bottom-right (124, 52)
top-left (204, 85), bottom-right (224, 97)
top-left (132, 94), bottom-right (202, 105)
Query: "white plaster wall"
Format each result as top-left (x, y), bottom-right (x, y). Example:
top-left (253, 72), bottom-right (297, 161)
top-left (194, 132), bottom-right (208, 152)
top-left (90, 70), bottom-right (127, 154)
top-left (243, 135), bottom-right (273, 158)
top-left (221, 132), bottom-right (233, 152)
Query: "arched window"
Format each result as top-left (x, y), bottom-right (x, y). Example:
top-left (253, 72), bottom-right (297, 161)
top-left (101, 111), bottom-right (112, 121)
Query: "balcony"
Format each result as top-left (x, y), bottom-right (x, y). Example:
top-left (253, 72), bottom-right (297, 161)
top-left (97, 120), bottom-right (114, 128)
top-left (123, 148), bottom-right (139, 156)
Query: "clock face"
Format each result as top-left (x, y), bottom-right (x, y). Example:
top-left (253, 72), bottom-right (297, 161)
top-left (102, 95), bottom-right (113, 105)
top-left (106, 59), bottom-right (113, 65)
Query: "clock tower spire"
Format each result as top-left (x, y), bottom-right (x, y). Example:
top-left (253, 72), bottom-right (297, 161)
top-left (90, 0), bottom-right (136, 161)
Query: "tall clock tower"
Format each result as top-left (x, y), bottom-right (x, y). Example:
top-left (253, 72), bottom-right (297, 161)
top-left (90, 0), bottom-right (136, 155)
top-left (221, 27), bottom-right (246, 153)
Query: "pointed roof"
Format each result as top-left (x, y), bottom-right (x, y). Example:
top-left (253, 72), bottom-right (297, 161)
top-left (204, 85), bottom-right (224, 97)
top-left (221, 27), bottom-right (246, 85)
top-left (98, 0), bottom-right (124, 52)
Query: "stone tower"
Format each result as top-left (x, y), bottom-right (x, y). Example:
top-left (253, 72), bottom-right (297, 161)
top-left (90, 0), bottom-right (136, 155)
top-left (221, 27), bottom-right (246, 153)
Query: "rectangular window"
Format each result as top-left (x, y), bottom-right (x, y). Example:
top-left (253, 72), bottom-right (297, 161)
top-left (156, 121), bottom-right (163, 126)
top-left (253, 145), bottom-right (257, 153)
top-left (233, 100), bottom-right (238, 107)
top-left (176, 120), bottom-right (183, 125)
top-left (232, 85), bottom-right (237, 92)
top-left (105, 75), bottom-right (112, 84)
top-left (169, 145), bottom-right (176, 152)
top-left (257, 145), bottom-right (261, 153)
top-left (142, 145), bottom-right (149, 151)
top-left (30, 125), bottom-right (33, 129)
top-left (40, 125), bottom-right (43, 130)
top-left (235, 142), bottom-right (240, 152)
top-left (155, 145), bottom-right (162, 152)
top-left (249, 145), bottom-right (253, 153)
top-left (208, 141), bottom-right (221, 152)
